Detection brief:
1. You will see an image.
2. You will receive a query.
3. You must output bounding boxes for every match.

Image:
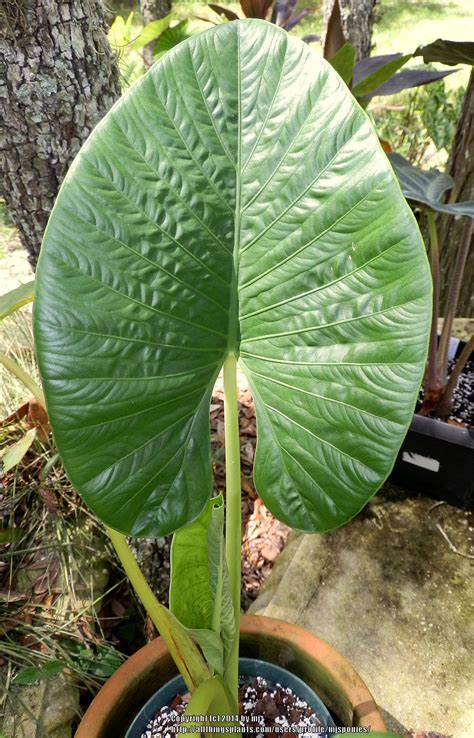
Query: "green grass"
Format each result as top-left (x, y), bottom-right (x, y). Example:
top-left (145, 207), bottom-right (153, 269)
top-left (373, 0), bottom-right (473, 55)
top-left (372, 0), bottom-right (473, 90)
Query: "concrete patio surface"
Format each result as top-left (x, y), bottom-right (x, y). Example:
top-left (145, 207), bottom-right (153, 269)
top-left (249, 486), bottom-right (473, 737)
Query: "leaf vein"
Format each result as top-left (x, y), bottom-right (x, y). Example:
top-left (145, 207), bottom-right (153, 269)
top-left (244, 299), bottom-right (421, 343)
top-left (82, 408), bottom-right (196, 488)
top-left (50, 254), bottom-right (227, 340)
top-left (60, 384), bottom-right (209, 431)
top-left (61, 204), bottom-right (229, 315)
top-left (241, 237), bottom-right (400, 319)
top-left (241, 130), bottom-right (364, 252)
top-left (108, 120), bottom-right (232, 254)
top-left (187, 45), bottom-right (237, 168)
top-left (265, 403), bottom-right (375, 474)
top-left (81, 156), bottom-right (229, 286)
top-left (39, 322), bottom-right (222, 354)
top-left (246, 366), bottom-right (402, 426)
top-left (139, 74), bottom-right (235, 214)
top-left (240, 190), bottom-right (373, 289)
top-left (240, 34), bottom-right (288, 173)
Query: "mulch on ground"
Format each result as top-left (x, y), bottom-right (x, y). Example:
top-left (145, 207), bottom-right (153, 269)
top-left (211, 382), bottom-right (289, 610)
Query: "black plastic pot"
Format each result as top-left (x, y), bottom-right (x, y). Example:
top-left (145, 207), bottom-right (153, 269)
top-left (391, 337), bottom-right (473, 508)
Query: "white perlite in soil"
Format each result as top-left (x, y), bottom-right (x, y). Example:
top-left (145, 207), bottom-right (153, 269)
top-left (140, 675), bottom-right (328, 738)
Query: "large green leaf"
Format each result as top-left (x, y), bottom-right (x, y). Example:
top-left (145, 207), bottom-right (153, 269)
top-left (34, 20), bottom-right (431, 537)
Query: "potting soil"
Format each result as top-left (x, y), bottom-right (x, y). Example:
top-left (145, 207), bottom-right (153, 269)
top-left (417, 358), bottom-right (473, 426)
top-left (140, 675), bottom-right (326, 738)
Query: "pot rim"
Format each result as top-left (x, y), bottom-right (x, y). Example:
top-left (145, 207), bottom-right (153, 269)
top-left (410, 413), bottom-right (474, 447)
top-left (75, 614), bottom-right (386, 737)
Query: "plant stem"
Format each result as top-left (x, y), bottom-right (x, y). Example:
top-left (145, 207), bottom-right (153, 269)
top-left (223, 352), bottom-right (241, 699)
top-left (425, 212), bottom-right (441, 394)
top-left (0, 352), bottom-right (46, 409)
top-left (437, 217), bottom-right (473, 386)
top-left (436, 334), bottom-right (474, 418)
top-left (106, 527), bottom-right (211, 692)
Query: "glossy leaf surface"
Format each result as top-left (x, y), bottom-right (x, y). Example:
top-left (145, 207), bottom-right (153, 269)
top-left (389, 153), bottom-right (474, 216)
top-left (35, 20), bottom-right (431, 537)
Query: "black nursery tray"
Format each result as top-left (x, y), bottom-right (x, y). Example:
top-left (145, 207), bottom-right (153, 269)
top-left (391, 413), bottom-right (474, 508)
top-left (391, 334), bottom-right (473, 508)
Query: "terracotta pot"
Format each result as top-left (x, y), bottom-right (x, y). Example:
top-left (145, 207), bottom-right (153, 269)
top-left (76, 614), bottom-right (386, 737)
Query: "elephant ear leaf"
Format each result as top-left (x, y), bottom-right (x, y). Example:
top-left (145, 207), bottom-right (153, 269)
top-left (34, 20), bottom-right (431, 538)
top-left (413, 39), bottom-right (474, 66)
top-left (389, 153), bottom-right (474, 216)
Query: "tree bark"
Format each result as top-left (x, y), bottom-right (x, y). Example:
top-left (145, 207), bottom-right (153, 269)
top-left (0, 0), bottom-right (121, 268)
top-left (437, 70), bottom-right (474, 318)
top-left (141, 0), bottom-right (172, 68)
top-left (323, 0), bottom-right (377, 61)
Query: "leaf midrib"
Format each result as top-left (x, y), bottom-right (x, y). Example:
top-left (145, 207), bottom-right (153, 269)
top-left (227, 27), bottom-right (242, 356)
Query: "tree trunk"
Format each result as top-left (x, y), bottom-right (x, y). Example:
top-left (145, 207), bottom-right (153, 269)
top-left (437, 70), bottom-right (474, 318)
top-left (323, 0), bottom-right (377, 61)
top-left (0, 0), bottom-right (121, 269)
top-left (141, 0), bottom-right (172, 69)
